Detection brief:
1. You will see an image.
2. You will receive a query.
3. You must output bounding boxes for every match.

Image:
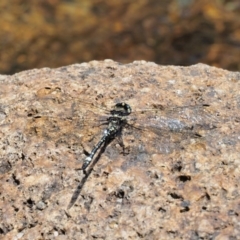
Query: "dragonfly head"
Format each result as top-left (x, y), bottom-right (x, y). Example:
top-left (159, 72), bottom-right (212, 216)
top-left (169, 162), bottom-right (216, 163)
top-left (110, 102), bottom-right (132, 117)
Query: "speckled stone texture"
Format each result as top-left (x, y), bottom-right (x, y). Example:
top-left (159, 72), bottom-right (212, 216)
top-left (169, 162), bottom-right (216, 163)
top-left (0, 60), bottom-right (240, 239)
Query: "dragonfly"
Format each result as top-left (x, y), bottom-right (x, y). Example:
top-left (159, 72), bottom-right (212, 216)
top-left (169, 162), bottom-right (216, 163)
top-left (24, 90), bottom-right (239, 208)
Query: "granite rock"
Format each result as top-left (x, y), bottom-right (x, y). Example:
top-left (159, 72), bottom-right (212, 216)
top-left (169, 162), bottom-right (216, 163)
top-left (0, 60), bottom-right (240, 239)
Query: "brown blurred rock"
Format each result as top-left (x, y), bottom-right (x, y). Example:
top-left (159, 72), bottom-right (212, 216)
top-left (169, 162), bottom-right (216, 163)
top-left (0, 60), bottom-right (240, 239)
top-left (1, 0), bottom-right (240, 74)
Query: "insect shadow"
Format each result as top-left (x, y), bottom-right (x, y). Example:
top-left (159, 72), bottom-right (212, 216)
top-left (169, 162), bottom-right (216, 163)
top-left (67, 137), bottom-right (112, 209)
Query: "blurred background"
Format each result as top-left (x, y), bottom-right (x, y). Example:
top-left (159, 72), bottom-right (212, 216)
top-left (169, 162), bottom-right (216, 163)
top-left (1, 0), bottom-right (240, 74)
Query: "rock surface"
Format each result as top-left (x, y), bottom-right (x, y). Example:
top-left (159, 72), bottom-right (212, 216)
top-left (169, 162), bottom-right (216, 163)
top-left (0, 60), bottom-right (240, 239)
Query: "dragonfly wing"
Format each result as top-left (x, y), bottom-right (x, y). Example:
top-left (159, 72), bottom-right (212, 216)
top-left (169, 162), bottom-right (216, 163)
top-left (130, 104), bottom-right (223, 130)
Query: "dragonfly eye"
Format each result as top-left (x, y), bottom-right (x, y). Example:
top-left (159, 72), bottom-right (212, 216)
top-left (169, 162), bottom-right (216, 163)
top-left (110, 102), bottom-right (132, 116)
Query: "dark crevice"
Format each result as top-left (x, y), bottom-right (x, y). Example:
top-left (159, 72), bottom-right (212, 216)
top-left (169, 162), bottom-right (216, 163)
top-left (13, 205), bottom-right (19, 212)
top-left (102, 171), bottom-right (109, 178)
top-left (24, 198), bottom-right (35, 208)
top-left (167, 230), bottom-right (178, 237)
top-left (158, 207), bottom-right (166, 212)
top-left (205, 192), bottom-right (211, 200)
top-left (169, 192), bottom-right (183, 200)
top-left (21, 153), bottom-right (25, 160)
top-left (12, 174), bottom-right (20, 185)
top-left (180, 206), bottom-right (190, 212)
top-left (177, 175), bottom-right (191, 182)
top-left (54, 227), bottom-right (66, 235)
top-left (115, 189), bottom-right (125, 199)
top-left (172, 161), bottom-right (182, 172)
